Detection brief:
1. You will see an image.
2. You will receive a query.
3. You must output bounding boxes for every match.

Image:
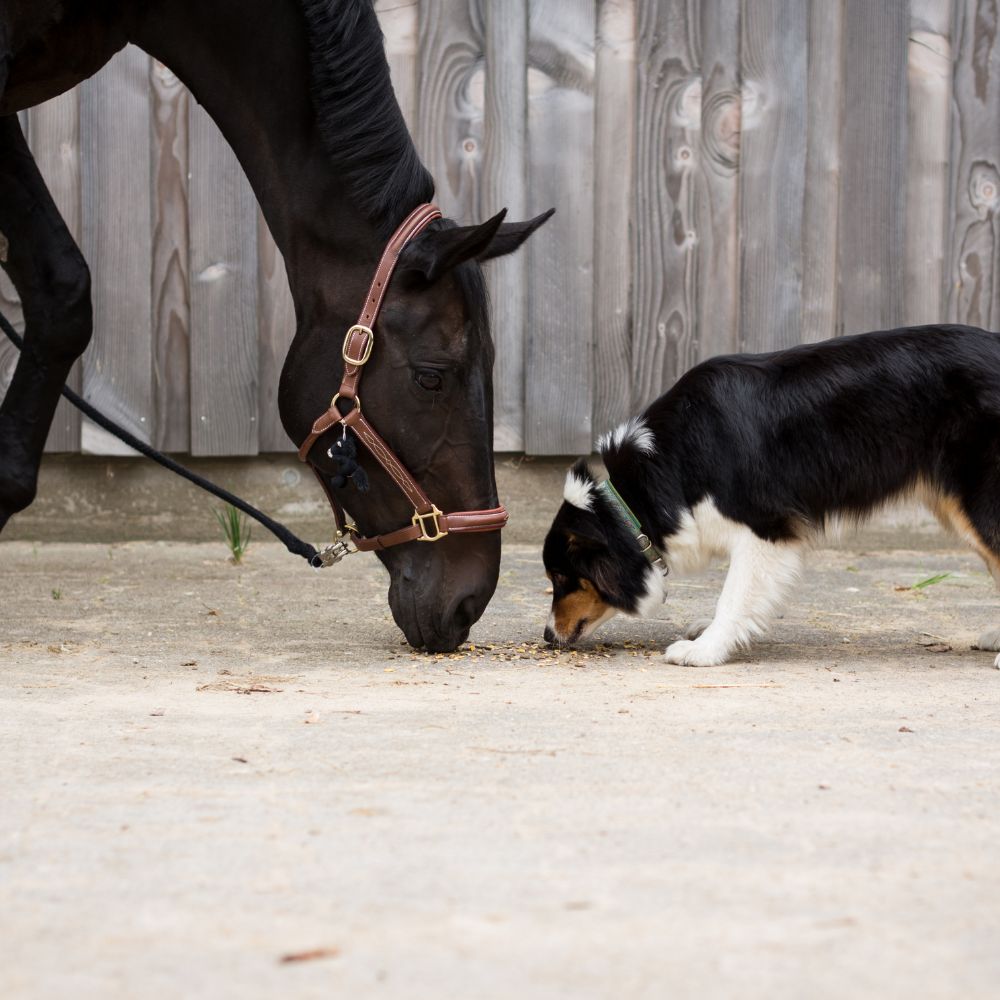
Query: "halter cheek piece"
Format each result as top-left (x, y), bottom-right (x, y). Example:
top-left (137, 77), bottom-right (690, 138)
top-left (297, 203), bottom-right (508, 564)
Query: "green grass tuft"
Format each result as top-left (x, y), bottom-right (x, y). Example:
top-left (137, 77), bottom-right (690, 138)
top-left (214, 505), bottom-right (252, 564)
top-left (911, 571), bottom-right (952, 590)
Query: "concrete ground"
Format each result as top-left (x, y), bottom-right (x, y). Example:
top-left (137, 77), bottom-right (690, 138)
top-left (2, 526), bottom-right (1000, 998)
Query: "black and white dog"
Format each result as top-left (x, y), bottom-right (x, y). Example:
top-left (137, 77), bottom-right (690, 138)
top-left (542, 325), bottom-right (1000, 667)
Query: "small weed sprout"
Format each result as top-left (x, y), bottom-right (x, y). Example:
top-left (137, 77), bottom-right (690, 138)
top-left (214, 505), bottom-right (252, 564)
top-left (912, 572), bottom-right (952, 590)
top-left (51, 588), bottom-right (61, 600)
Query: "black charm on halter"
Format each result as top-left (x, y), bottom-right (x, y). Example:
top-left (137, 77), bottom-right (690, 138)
top-left (326, 429), bottom-right (369, 492)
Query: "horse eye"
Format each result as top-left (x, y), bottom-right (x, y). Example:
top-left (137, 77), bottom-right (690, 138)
top-left (415, 370), bottom-right (443, 392)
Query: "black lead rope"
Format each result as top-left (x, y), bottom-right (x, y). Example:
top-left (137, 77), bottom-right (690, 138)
top-left (0, 310), bottom-right (327, 568)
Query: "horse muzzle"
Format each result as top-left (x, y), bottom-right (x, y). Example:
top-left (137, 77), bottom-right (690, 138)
top-left (385, 532), bottom-right (500, 652)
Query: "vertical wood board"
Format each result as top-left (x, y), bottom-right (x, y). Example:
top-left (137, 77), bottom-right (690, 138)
top-left (592, 0), bottom-right (637, 440)
top-left (525, 0), bottom-right (595, 454)
top-left (483, 0), bottom-right (529, 451)
top-left (416, 0), bottom-right (485, 222)
top-left (800, 0), bottom-right (845, 343)
top-left (947, 0), bottom-right (1000, 328)
top-left (696, 0), bottom-right (741, 361)
top-left (739, 0), bottom-right (808, 353)
top-left (631, 0), bottom-right (701, 411)
top-left (905, 0), bottom-right (954, 327)
top-left (80, 45), bottom-right (153, 454)
top-left (150, 59), bottom-right (191, 452)
top-left (838, 0), bottom-right (909, 336)
top-left (188, 101), bottom-right (259, 456)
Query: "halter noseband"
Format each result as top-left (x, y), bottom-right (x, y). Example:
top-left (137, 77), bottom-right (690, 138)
top-left (298, 203), bottom-right (508, 561)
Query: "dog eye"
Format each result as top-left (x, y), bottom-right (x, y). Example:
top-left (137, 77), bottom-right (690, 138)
top-left (414, 370), bottom-right (443, 392)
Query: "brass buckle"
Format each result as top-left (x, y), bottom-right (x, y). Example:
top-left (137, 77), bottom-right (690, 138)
top-left (342, 324), bottom-right (374, 366)
top-left (412, 505), bottom-right (447, 542)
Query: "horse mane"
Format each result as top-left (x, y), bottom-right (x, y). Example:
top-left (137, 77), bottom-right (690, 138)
top-left (300, 0), bottom-right (435, 236)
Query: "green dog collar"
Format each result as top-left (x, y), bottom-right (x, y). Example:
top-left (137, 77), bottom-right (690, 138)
top-left (599, 479), bottom-right (669, 577)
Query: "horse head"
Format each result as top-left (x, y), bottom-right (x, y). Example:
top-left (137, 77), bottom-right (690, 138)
top-left (280, 207), bottom-right (552, 652)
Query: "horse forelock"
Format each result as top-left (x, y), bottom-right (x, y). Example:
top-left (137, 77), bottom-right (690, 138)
top-left (300, 0), bottom-right (434, 236)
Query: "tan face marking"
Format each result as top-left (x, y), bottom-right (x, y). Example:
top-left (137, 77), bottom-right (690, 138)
top-left (550, 579), bottom-right (614, 642)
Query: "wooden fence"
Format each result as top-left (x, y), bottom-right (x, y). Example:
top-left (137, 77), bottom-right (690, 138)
top-left (1, 0), bottom-right (998, 456)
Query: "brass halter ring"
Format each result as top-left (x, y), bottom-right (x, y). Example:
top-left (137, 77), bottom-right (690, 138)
top-left (329, 392), bottom-right (361, 419)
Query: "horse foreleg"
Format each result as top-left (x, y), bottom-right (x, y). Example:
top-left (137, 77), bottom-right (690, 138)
top-left (0, 114), bottom-right (92, 531)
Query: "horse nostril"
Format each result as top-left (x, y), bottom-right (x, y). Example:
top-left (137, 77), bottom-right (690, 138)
top-left (452, 592), bottom-right (481, 631)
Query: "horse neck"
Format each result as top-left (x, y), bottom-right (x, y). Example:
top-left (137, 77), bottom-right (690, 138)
top-left (128, 0), bottom-right (384, 310)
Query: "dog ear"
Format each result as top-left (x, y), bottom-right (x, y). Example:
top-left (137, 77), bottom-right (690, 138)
top-left (566, 530), bottom-right (599, 552)
top-left (565, 512), bottom-right (609, 550)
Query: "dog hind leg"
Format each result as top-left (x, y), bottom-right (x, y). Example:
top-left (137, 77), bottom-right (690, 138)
top-left (972, 561), bottom-right (1000, 669)
top-left (665, 532), bottom-right (804, 666)
top-left (934, 464), bottom-right (1000, 669)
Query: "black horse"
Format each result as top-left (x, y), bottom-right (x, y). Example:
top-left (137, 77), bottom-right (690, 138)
top-left (0, 0), bottom-right (550, 651)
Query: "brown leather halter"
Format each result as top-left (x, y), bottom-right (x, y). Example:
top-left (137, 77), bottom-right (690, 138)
top-left (297, 203), bottom-right (508, 563)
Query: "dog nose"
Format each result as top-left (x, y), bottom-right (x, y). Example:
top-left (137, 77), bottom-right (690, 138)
top-left (543, 625), bottom-right (556, 645)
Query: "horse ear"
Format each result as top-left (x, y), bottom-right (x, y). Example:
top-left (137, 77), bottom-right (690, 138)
top-left (398, 210), bottom-right (508, 284)
top-left (397, 207), bottom-right (555, 284)
top-left (477, 208), bottom-right (555, 262)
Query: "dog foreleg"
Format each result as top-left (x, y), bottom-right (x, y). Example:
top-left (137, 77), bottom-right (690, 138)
top-left (665, 532), bottom-right (803, 666)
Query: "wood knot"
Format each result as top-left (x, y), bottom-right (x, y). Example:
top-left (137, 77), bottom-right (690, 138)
top-left (702, 92), bottom-right (741, 170)
top-left (672, 78), bottom-right (702, 129)
top-left (970, 162), bottom-right (1000, 213)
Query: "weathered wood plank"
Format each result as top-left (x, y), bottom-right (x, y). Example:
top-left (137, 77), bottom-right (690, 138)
top-left (150, 59), bottom-right (190, 453)
top-left (632, 0), bottom-right (700, 410)
top-left (416, 0), bottom-right (485, 222)
top-left (375, 0), bottom-right (420, 134)
top-left (188, 100), bottom-right (259, 456)
top-left (27, 90), bottom-right (83, 451)
top-left (838, 0), bottom-right (909, 336)
top-left (80, 46), bottom-right (153, 455)
top-left (483, 0), bottom-right (529, 451)
top-left (906, 0), bottom-right (954, 327)
top-left (524, 0), bottom-right (595, 454)
top-left (801, 0), bottom-right (844, 344)
top-left (739, 0), bottom-right (808, 352)
top-left (257, 212), bottom-right (296, 452)
top-left (592, 0), bottom-right (636, 441)
top-left (947, 0), bottom-right (1000, 328)
top-left (696, 0), bottom-right (741, 361)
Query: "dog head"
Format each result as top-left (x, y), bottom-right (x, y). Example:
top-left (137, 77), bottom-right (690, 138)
top-left (542, 459), bottom-right (666, 646)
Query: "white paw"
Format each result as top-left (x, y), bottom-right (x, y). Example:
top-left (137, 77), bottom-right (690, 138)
top-left (977, 627), bottom-right (1000, 652)
top-left (994, 652), bottom-right (1000, 670)
top-left (683, 618), bottom-right (713, 640)
top-left (664, 637), bottom-right (731, 667)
